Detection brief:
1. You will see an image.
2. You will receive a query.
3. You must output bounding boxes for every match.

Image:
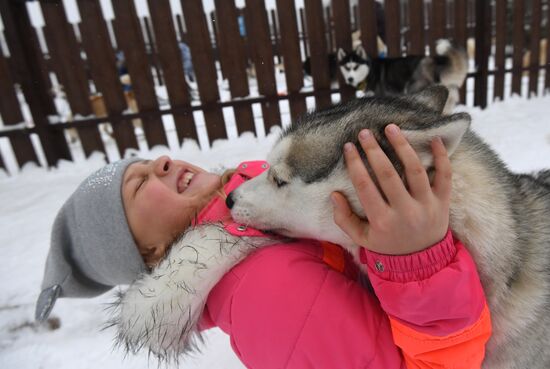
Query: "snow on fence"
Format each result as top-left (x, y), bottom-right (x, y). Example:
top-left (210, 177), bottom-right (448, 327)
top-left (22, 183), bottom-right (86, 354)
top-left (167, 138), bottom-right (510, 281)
top-left (0, 0), bottom-right (548, 173)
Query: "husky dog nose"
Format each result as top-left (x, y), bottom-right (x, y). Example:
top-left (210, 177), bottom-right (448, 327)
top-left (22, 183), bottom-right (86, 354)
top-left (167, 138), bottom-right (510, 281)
top-left (347, 77), bottom-right (354, 83)
top-left (226, 192), bottom-right (235, 209)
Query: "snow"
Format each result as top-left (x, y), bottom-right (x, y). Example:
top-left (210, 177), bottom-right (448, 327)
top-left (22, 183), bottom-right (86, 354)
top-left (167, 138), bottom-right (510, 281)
top-left (1, 94), bottom-right (550, 368)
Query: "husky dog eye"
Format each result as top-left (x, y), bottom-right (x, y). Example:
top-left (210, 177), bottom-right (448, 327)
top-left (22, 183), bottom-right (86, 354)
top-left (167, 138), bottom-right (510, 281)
top-left (353, 65), bottom-right (359, 71)
top-left (343, 66), bottom-right (350, 71)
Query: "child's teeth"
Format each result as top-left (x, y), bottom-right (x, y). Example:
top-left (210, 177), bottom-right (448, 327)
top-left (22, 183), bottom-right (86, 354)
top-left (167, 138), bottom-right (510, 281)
top-left (183, 172), bottom-right (194, 187)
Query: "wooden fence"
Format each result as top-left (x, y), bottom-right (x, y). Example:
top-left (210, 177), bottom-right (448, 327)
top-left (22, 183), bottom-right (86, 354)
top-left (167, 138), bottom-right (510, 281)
top-left (0, 0), bottom-right (549, 172)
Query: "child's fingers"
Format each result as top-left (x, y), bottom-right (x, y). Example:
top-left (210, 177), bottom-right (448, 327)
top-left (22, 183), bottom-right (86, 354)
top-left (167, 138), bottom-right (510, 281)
top-left (358, 129), bottom-right (408, 207)
top-left (343, 142), bottom-right (387, 218)
top-left (384, 124), bottom-right (431, 200)
top-left (331, 192), bottom-right (368, 246)
top-left (431, 137), bottom-right (452, 202)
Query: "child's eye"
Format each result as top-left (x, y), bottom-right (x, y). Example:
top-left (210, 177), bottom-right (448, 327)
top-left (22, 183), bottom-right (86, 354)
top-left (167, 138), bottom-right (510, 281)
top-left (136, 176), bottom-right (148, 193)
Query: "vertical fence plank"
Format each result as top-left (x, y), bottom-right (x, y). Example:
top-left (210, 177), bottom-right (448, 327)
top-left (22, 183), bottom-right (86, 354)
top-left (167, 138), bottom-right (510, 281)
top-left (214, 0), bottom-right (256, 135)
top-left (408, 0), bottom-right (425, 55)
top-left (112, 0), bottom-right (168, 149)
top-left (352, 5), bottom-right (359, 31)
top-left (325, 6), bottom-right (334, 53)
top-left (527, 0), bottom-right (542, 97)
top-left (209, 11), bottom-right (225, 79)
top-left (493, 0), bottom-right (507, 101)
top-left (384, 0), bottom-right (400, 57)
top-left (270, 9), bottom-right (281, 63)
top-left (147, 0), bottom-right (198, 143)
top-left (454, 0), bottom-right (467, 103)
top-left (0, 49), bottom-right (38, 168)
top-left (473, 0), bottom-right (490, 108)
top-left (142, 17), bottom-right (164, 87)
top-left (359, 0), bottom-right (378, 58)
top-left (331, 0), bottom-right (355, 102)
top-left (0, 0), bottom-right (71, 166)
top-left (245, 0), bottom-right (281, 130)
top-left (430, 0), bottom-right (446, 55)
top-left (41, 0), bottom-right (105, 159)
top-left (175, 14), bottom-right (186, 42)
top-left (181, 0), bottom-right (227, 142)
top-left (299, 8), bottom-right (309, 58)
top-left (304, 0), bottom-right (332, 109)
top-left (276, 0), bottom-right (307, 121)
top-left (77, 0), bottom-right (139, 157)
top-left (511, 0), bottom-right (525, 96)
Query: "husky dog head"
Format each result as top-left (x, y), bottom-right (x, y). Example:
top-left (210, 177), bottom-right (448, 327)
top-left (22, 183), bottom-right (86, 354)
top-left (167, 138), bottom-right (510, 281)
top-left (228, 86), bottom-right (470, 254)
top-left (338, 46), bottom-right (371, 88)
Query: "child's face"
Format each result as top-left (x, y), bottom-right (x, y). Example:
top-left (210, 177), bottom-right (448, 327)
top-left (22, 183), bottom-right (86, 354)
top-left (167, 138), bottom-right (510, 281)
top-left (122, 156), bottom-right (222, 265)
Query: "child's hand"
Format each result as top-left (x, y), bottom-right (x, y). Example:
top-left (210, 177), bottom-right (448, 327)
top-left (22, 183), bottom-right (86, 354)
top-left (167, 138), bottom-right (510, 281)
top-left (331, 124), bottom-right (452, 255)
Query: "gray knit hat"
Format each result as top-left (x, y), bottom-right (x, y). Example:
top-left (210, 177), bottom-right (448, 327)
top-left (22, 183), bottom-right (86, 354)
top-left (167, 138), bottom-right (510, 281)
top-left (35, 157), bottom-right (147, 322)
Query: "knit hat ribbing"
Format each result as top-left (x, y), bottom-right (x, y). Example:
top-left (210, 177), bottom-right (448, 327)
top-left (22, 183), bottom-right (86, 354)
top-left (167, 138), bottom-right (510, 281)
top-left (35, 158), bottom-right (147, 322)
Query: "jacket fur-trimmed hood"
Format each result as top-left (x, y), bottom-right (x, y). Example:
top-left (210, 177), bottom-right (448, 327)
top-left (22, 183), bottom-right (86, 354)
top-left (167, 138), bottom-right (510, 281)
top-left (109, 223), bottom-right (275, 362)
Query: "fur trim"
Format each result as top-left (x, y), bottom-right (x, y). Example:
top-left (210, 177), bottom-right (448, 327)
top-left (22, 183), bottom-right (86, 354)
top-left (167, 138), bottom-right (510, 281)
top-left (109, 223), bottom-right (275, 362)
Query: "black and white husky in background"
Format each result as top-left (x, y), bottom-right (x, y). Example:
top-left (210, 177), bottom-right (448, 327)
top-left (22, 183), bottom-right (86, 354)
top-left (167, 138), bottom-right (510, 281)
top-left (338, 39), bottom-right (467, 111)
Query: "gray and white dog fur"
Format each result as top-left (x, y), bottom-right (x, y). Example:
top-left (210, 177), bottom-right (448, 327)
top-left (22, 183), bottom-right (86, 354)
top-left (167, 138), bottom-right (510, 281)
top-left (114, 85), bottom-right (549, 367)
top-left (228, 85), bottom-right (550, 369)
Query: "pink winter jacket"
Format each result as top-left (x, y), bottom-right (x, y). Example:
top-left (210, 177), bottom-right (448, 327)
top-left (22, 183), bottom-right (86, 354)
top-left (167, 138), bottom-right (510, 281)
top-left (197, 161), bottom-right (492, 369)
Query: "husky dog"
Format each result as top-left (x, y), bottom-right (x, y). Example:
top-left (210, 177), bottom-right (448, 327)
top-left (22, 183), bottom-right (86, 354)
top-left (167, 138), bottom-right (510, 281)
top-left (228, 85), bottom-right (550, 368)
top-left (338, 40), bottom-right (467, 108)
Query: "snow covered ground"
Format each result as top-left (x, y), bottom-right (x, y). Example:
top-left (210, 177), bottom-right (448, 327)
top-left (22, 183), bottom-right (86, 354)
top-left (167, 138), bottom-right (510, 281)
top-left (1, 94), bottom-right (550, 369)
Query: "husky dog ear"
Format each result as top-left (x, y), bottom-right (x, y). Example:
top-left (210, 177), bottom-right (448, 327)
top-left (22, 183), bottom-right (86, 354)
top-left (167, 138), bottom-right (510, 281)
top-left (355, 45), bottom-right (367, 60)
top-left (405, 85), bottom-right (450, 114)
top-left (337, 48), bottom-right (346, 62)
top-left (400, 113), bottom-right (471, 167)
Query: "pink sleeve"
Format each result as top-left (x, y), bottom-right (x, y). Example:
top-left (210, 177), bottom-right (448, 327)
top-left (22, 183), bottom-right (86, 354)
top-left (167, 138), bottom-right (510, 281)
top-left (360, 230), bottom-right (492, 369)
top-left (360, 230), bottom-right (486, 336)
top-left (203, 242), bottom-right (405, 369)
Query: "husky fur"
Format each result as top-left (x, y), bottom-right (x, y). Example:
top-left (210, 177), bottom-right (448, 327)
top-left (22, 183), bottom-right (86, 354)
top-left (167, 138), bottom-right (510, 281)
top-left (229, 85), bottom-right (550, 368)
top-left (338, 39), bottom-right (467, 111)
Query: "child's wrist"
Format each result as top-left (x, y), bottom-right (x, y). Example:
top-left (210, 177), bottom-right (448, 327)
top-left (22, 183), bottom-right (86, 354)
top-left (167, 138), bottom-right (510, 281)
top-left (359, 229), bottom-right (456, 282)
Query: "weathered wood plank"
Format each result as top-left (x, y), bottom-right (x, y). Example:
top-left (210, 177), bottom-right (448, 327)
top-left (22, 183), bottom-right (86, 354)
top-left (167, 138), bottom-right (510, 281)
top-left (41, 0), bottom-right (105, 158)
top-left (147, 0), bottom-right (198, 143)
top-left (112, 0), bottom-right (168, 149)
top-left (493, 0), bottom-right (507, 101)
top-left (384, 0), bottom-right (400, 57)
top-left (473, 0), bottom-right (490, 107)
top-left (511, 0), bottom-right (525, 96)
top-left (77, 0), bottom-right (139, 157)
top-left (181, 0), bottom-right (227, 143)
top-left (331, 0), bottom-right (355, 102)
top-left (358, 0), bottom-right (378, 58)
top-left (0, 48), bottom-right (38, 168)
top-left (304, 0), bottom-right (332, 108)
top-left (527, 0), bottom-right (542, 96)
top-left (276, 0), bottom-right (307, 121)
top-left (245, 0), bottom-right (281, 129)
top-left (408, 0), bottom-right (425, 55)
top-left (214, 0), bottom-right (256, 135)
top-left (0, 0), bottom-right (71, 166)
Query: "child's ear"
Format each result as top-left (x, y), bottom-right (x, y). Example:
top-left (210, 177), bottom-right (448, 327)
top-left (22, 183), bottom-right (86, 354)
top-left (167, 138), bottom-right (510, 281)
top-left (400, 113), bottom-right (471, 168)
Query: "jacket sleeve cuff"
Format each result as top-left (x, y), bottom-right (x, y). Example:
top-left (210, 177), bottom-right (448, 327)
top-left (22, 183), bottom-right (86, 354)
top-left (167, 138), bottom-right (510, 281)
top-left (359, 229), bottom-right (457, 283)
